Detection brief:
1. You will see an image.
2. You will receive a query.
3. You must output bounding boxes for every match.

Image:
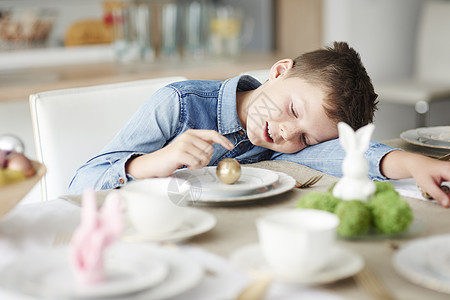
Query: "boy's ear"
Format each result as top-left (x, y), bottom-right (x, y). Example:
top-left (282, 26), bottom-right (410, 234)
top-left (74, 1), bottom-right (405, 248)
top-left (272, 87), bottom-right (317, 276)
top-left (268, 59), bottom-right (294, 81)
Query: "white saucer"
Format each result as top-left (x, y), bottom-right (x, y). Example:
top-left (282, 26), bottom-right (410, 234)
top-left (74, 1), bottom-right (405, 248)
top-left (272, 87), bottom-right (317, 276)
top-left (230, 244), bottom-right (364, 285)
top-left (185, 171), bottom-right (296, 204)
top-left (122, 208), bottom-right (216, 242)
top-left (393, 234), bottom-right (450, 294)
top-left (173, 166), bottom-right (279, 199)
top-left (0, 243), bottom-right (169, 299)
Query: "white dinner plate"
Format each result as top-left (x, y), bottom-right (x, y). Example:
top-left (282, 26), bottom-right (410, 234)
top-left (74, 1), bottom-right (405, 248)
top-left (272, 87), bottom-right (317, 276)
top-left (0, 243), bottom-right (204, 300)
top-left (172, 166), bottom-right (279, 199)
top-left (230, 244), bottom-right (364, 285)
top-left (128, 245), bottom-right (204, 300)
top-left (393, 234), bottom-right (450, 294)
top-left (401, 128), bottom-right (450, 149)
top-left (122, 208), bottom-right (216, 242)
top-left (417, 126), bottom-right (450, 143)
top-left (184, 171), bottom-right (295, 204)
top-left (0, 243), bottom-right (169, 299)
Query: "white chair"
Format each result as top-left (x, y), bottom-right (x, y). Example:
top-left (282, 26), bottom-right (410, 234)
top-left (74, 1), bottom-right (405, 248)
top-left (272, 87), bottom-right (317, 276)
top-left (374, 0), bottom-right (450, 127)
top-left (30, 76), bottom-right (186, 201)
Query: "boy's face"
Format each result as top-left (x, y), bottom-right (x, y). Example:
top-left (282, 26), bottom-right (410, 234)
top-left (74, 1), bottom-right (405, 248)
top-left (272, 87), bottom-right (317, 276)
top-left (241, 61), bottom-right (338, 153)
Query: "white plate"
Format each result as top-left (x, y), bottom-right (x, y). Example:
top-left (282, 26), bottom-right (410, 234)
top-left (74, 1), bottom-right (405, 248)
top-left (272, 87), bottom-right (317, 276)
top-left (417, 126), bottom-right (450, 143)
top-left (393, 234), bottom-right (450, 294)
top-left (230, 244), bottom-right (364, 285)
top-left (0, 243), bottom-right (204, 300)
top-left (0, 243), bottom-right (169, 299)
top-left (129, 245), bottom-right (204, 300)
top-left (185, 171), bottom-right (295, 204)
top-left (172, 166), bottom-right (279, 198)
top-left (401, 128), bottom-right (450, 149)
top-left (122, 208), bottom-right (216, 242)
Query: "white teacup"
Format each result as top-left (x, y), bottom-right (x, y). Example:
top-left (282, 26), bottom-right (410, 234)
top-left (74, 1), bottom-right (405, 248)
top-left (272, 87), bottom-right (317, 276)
top-left (120, 177), bottom-right (191, 236)
top-left (256, 209), bottom-right (339, 279)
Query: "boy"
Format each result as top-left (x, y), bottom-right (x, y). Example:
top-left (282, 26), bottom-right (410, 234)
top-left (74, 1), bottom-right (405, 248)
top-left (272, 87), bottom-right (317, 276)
top-left (68, 42), bottom-right (450, 207)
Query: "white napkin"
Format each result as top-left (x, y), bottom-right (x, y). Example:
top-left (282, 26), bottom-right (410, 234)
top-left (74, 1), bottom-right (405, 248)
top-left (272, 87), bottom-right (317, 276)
top-left (0, 199), bottom-right (80, 270)
top-left (0, 199), bottom-right (81, 300)
top-left (390, 178), bottom-right (436, 203)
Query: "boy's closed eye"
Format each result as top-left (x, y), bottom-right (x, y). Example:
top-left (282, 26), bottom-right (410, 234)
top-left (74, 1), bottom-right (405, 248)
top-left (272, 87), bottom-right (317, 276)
top-left (290, 102), bottom-right (298, 118)
top-left (302, 133), bottom-right (310, 147)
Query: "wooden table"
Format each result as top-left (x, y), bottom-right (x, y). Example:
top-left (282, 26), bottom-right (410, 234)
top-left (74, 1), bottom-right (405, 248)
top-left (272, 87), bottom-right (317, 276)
top-left (63, 155), bottom-right (450, 300)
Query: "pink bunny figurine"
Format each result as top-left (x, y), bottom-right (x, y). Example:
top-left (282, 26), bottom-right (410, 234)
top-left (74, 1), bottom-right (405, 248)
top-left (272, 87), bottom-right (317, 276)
top-left (69, 190), bottom-right (124, 285)
top-left (332, 122), bottom-right (376, 202)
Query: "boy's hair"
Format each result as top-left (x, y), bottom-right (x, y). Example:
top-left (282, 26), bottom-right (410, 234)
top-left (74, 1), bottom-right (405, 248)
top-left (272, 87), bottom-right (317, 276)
top-left (287, 41), bottom-right (378, 130)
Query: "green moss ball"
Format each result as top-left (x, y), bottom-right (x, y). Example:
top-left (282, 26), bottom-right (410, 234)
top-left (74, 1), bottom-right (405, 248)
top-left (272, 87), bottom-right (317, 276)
top-left (296, 192), bottom-right (342, 213)
top-left (334, 200), bottom-right (372, 237)
top-left (369, 190), bottom-right (413, 234)
top-left (374, 181), bottom-right (398, 195)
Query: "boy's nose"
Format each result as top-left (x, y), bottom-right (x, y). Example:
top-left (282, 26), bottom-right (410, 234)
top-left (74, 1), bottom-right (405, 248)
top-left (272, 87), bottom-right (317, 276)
top-left (280, 124), bottom-right (299, 141)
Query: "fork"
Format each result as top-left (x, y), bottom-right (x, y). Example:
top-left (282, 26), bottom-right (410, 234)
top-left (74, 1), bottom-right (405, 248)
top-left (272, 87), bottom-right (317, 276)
top-left (295, 175), bottom-right (324, 188)
top-left (234, 271), bottom-right (272, 300)
top-left (52, 232), bottom-right (73, 247)
top-left (354, 266), bottom-right (396, 300)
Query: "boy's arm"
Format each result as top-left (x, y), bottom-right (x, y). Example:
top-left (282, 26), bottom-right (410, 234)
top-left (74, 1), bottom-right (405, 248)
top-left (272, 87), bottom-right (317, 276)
top-left (272, 139), bottom-right (394, 180)
top-left (380, 151), bottom-right (450, 207)
top-left (126, 129), bottom-right (233, 179)
top-left (68, 86), bottom-right (181, 194)
top-left (273, 138), bottom-right (450, 207)
top-left (68, 85), bottom-right (234, 194)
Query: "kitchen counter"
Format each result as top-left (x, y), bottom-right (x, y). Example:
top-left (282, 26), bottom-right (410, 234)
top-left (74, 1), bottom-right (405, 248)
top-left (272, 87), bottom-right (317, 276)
top-left (0, 49), bottom-right (281, 102)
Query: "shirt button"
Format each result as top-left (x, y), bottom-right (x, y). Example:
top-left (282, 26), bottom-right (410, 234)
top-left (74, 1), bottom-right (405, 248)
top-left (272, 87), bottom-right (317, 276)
top-left (238, 130), bottom-right (245, 136)
top-left (119, 177), bottom-right (125, 184)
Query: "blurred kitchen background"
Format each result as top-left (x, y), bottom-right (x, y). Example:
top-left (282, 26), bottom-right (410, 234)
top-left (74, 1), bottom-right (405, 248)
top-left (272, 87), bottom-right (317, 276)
top-left (1, 0), bottom-right (449, 201)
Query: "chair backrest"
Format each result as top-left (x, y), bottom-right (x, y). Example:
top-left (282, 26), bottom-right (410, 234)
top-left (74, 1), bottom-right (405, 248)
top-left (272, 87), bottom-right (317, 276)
top-left (416, 0), bottom-right (450, 82)
top-left (30, 76), bottom-right (186, 201)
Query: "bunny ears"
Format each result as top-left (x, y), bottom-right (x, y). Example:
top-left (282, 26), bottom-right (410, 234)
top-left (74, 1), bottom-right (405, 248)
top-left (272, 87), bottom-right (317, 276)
top-left (337, 122), bottom-right (375, 153)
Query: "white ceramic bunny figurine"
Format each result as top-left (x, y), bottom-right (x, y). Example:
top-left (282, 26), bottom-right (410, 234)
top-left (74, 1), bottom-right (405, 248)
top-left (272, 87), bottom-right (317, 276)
top-left (332, 122), bottom-right (376, 202)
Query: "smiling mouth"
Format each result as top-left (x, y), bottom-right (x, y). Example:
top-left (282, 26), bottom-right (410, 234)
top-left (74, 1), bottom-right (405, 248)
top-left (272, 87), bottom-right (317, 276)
top-left (265, 122), bottom-right (274, 143)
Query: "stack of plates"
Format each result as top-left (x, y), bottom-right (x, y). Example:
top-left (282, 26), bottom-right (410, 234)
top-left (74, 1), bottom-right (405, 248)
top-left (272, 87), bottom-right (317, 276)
top-left (401, 126), bottom-right (450, 150)
top-left (0, 243), bottom-right (204, 300)
top-left (172, 166), bottom-right (296, 204)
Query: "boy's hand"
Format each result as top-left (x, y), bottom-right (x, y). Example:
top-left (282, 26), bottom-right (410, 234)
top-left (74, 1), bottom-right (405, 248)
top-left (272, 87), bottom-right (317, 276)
top-left (381, 151), bottom-right (450, 207)
top-left (410, 158), bottom-right (450, 207)
top-left (126, 129), bottom-right (234, 179)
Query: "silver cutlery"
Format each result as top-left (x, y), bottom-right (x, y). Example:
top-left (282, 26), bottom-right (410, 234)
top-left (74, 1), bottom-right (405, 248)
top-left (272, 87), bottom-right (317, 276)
top-left (354, 266), bottom-right (396, 300)
top-left (295, 175), bottom-right (324, 188)
top-left (52, 232), bottom-right (73, 247)
top-left (234, 272), bottom-right (272, 300)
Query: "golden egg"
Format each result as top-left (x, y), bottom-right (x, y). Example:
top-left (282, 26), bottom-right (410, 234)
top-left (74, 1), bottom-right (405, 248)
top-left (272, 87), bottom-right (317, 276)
top-left (216, 158), bottom-right (241, 184)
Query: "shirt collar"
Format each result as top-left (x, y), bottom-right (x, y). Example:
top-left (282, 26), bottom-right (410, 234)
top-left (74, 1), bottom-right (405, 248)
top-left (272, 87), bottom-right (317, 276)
top-left (217, 75), bottom-right (262, 135)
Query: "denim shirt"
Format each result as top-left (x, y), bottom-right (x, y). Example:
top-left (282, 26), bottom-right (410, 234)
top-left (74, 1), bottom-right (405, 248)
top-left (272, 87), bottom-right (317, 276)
top-left (68, 75), bottom-right (395, 194)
